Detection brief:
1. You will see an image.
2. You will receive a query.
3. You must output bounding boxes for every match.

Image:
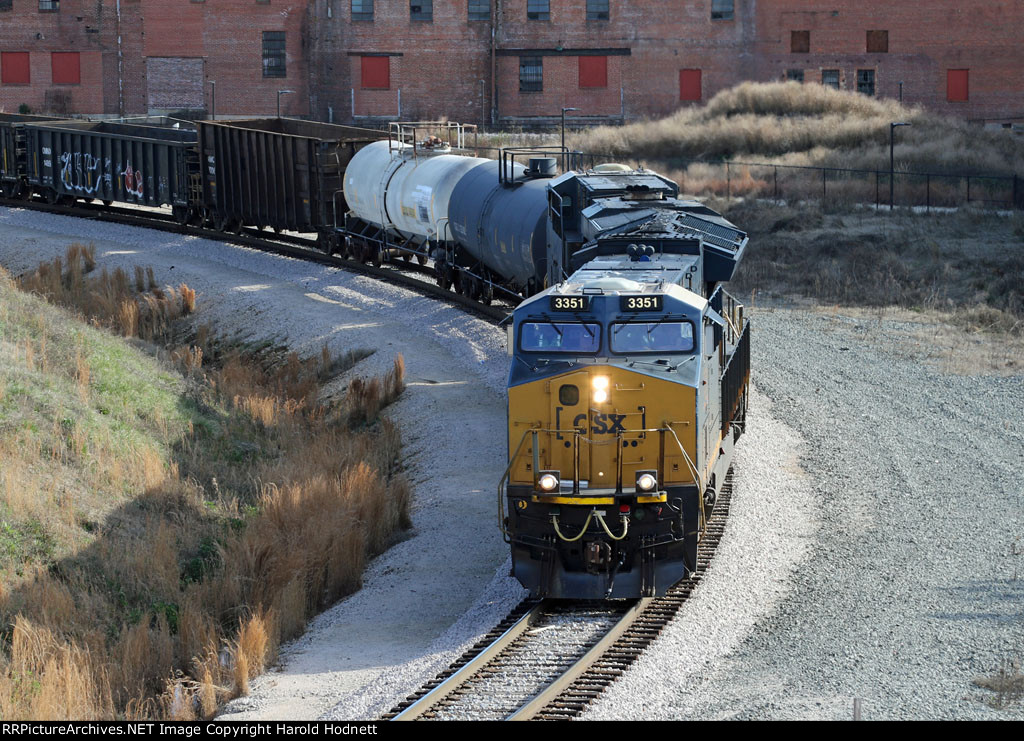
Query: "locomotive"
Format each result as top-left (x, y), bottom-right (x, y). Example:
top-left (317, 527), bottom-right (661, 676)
top-left (342, 134), bottom-right (750, 599)
top-left (498, 169), bottom-right (750, 599)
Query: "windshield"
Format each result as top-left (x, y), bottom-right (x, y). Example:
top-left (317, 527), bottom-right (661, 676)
top-left (611, 321), bottom-right (695, 354)
top-left (520, 321), bottom-right (601, 353)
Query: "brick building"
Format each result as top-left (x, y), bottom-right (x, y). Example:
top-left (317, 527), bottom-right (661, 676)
top-left (1, 1), bottom-right (1021, 125)
top-left (0, 0), bottom-right (308, 118)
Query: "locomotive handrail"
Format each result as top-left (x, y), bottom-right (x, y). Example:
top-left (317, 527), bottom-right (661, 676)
top-left (497, 427), bottom-right (538, 541)
top-left (499, 424), bottom-right (707, 539)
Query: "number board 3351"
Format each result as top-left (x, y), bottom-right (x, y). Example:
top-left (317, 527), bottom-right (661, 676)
top-left (620, 295), bottom-right (663, 312)
top-left (549, 296), bottom-right (590, 311)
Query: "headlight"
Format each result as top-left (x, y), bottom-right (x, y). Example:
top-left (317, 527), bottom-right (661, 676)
top-left (592, 376), bottom-right (610, 390)
top-left (593, 388), bottom-right (608, 403)
top-left (636, 470), bottom-right (658, 492)
top-left (538, 471), bottom-right (560, 492)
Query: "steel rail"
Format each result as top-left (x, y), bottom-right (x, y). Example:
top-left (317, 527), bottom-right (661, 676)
top-left (506, 597), bottom-right (650, 721)
top-left (390, 600), bottom-right (550, 721)
top-left (385, 470), bottom-right (735, 721)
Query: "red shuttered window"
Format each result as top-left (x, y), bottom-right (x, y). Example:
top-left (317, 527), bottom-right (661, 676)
top-left (361, 56), bottom-right (389, 89)
top-left (679, 69), bottom-right (702, 101)
top-left (1, 52), bottom-right (30, 84)
top-left (947, 69), bottom-right (968, 102)
top-left (51, 52), bottom-right (80, 85)
top-left (578, 56), bottom-right (607, 89)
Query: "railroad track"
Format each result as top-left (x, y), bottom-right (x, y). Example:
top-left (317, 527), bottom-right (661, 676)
top-left (384, 473), bottom-right (734, 721)
top-left (0, 196), bottom-right (515, 324)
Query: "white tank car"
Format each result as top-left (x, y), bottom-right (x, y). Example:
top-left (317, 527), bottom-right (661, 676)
top-left (343, 140), bottom-right (490, 242)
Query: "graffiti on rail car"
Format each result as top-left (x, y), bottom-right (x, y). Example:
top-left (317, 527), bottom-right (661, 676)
top-left (58, 151), bottom-right (144, 199)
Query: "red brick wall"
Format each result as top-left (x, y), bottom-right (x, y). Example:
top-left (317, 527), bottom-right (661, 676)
top-left (2, 1), bottom-right (1022, 123)
top-left (137, 0), bottom-right (309, 116)
top-left (493, 0), bottom-right (757, 122)
top-left (0, 0), bottom-right (310, 116)
top-left (308, 0), bottom-right (490, 124)
top-left (0, 0), bottom-right (110, 114)
top-left (755, 1), bottom-right (1024, 120)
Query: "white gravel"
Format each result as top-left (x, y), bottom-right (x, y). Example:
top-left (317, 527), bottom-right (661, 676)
top-left (0, 205), bottom-right (526, 721)
top-left (587, 303), bottom-right (1024, 720)
top-left (584, 386), bottom-right (819, 719)
top-left (2, 206), bottom-right (1019, 720)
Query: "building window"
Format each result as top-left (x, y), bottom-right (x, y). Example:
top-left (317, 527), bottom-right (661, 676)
top-left (352, 0), bottom-right (373, 20)
top-left (0, 0), bottom-right (12, 11)
top-left (468, 0), bottom-right (489, 21)
top-left (791, 30), bottom-right (809, 53)
top-left (527, 0), bottom-right (549, 21)
top-left (51, 52), bottom-right (80, 85)
top-left (821, 69), bottom-right (840, 89)
top-left (410, 0), bottom-right (431, 20)
top-left (579, 56), bottom-right (607, 88)
top-left (711, 0), bottom-right (733, 20)
top-left (947, 69), bottom-right (969, 102)
top-left (856, 69), bottom-right (875, 96)
top-left (262, 31), bottom-right (286, 78)
top-left (519, 56), bottom-right (543, 92)
top-left (39, 0), bottom-right (59, 11)
top-left (361, 56), bottom-right (389, 89)
top-left (1, 52), bottom-right (31, 84)
top-left (586, 0), bottom-right (608, 21)
top-left (866, 30), bottom-right (888, 53)
top-left (679, 69), bottom-right (701, 101)
top-left (786, 69), bottom-right (804, 83)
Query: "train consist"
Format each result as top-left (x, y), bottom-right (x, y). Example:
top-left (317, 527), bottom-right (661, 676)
top-left (0, 114), bottom-right (750, 600)
top-left (341, 132), bottom-right (751, 599)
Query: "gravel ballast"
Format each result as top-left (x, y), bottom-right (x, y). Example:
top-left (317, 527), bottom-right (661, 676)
top-left (1, 206), bottom-right (1019, 720)
top-left (586, 303), bottom-right (1023, 720)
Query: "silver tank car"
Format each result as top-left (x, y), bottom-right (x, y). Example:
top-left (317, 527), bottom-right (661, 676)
top-left (343, 140), bottom-right (490, 243)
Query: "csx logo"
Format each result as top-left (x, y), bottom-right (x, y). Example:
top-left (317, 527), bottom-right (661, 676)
top-left (572, 412), bottom-right (626, 435)
top-left (553, 406), bottom-right (645, 438)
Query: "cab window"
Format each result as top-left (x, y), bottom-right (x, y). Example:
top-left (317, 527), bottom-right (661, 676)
top-left (610, 321), bottom-right (695, 354)
top-left (519, 322), bottom-right (601, 353)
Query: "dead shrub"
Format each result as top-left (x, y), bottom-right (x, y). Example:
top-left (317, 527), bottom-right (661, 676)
top-left (974, 658), bottom-right (1024, 708)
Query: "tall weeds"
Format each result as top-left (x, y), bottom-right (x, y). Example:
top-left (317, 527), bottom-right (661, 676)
top-left (0, 255), bottom-right (410, 720)
top-left (18, 243), bottom-right (196, 344)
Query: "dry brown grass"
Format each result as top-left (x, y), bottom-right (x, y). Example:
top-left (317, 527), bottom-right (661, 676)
top-left (0, 255), bottom-right (411, 720)
top-left (572, 82), bottom-right (1024, 178)
top-left (18, 244), bottom-right (196, 345)
top-left (974, 658), bottom-right (1024, 709)
top-left (725, 201), bottom-right (1024, 354)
